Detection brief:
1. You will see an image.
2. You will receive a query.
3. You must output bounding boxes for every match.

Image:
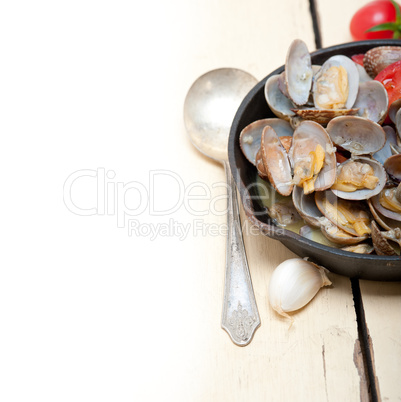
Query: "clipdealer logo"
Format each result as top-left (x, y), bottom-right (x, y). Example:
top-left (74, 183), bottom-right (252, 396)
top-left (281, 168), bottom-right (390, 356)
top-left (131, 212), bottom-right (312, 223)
top-left (62, 168), bottom-right (269, 239)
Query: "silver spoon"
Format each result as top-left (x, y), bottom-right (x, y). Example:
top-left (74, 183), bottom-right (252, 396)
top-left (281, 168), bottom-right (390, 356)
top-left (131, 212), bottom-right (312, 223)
top-left (184, 68), bottom-right (260, 346)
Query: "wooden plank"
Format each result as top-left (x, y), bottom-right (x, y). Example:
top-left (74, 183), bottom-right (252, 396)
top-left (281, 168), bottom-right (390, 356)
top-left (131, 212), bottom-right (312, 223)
top-left (172, 0), bottom-right (363, 401)
top-left (356, 282), bottom-right (401, 401)
top-left (314, 0), bottom-right (363, 47)
top-left (316, 0), bottom-right (401, 399)
top-left (179, 0), bottom-right (316, 86)
top-left (0, 0), bottom-right (366, 401)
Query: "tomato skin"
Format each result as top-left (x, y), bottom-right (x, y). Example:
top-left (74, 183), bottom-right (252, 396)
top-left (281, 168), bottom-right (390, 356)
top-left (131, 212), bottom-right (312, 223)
top-left (374, 60), bottom-right (401, 106)
top-left (351, 54), bottom-right (365, 66)
top-left (350, 0), bottom-right (399, 40)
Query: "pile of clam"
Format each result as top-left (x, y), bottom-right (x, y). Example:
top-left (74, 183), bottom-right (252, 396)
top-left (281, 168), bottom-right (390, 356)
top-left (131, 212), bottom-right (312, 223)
top-left (240, 39), bottom-right (401, 256)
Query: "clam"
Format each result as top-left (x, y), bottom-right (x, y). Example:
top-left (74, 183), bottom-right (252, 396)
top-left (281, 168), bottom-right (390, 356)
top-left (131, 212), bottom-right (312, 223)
top-left (388, 98), bottom-right (401, 124)
top-left (300, 224), bottom-right (370, 250)
top-left (371, 220), bottom-right (401, 256)
top-left (353, 80), bottom-right (388, 124)
top-left (292, 185), bottom-right (324, 227)
top-left (313, 55), bottom-right (359, 110)
top-left (315, 190), bottom-right (372, 237)
top-left (384, 153), bottom-right (401, 183)
top-left (291, 57), bottom-right (363, 126)
top-left (291, 107), bottom-right (359, 126)
top-left (285, 39), bottom-right (313, 106)
top-left (269, 200), bottom-right (301, 226)
top-left (298, 225), bottom-right (336, 247)
top-left (389, 100), bottom-right (401, 144)
top-left (396, 108), bottom-right (401, 143)
top-left (260, 125), bottom-right (293, 196)
top-left (389, 100), bottom-right (401, 149)
top-left (312, 65), bottom-right (322, 75)
top-left (373, 125), bottom-right (398, 165)
top-left (368, 194), bottom-right (401, 231)
top-left (264, 75), bottom-right (296, 121)
top-left (288, 120), bottom-right (337, 194)
top-left (320, 220), bottom-right (368, 245)
top-left (331, 157), bottom-right (387, 201)
top-left (255, 148), bottom-right (268, 180)
top-left (326, 115), bottom-right (386, 155)
top-left (326, 115), bottom-right (388, 200)
top-left (277, 71), bottom-right (290, 99)
top-left (239, 118), bottom-right (293, 165)
top-left (258, 120), bottom-right (337, 196)
top-left (341, 243), bottom-right (374, 254)
top-left (371, 183), bottom-right (401, 223)
top-left (355, 62), bottom-right (373, 83)
top-left (292, 186), bottom-right (367, 245)
top-left (299, 225), bottom-right (342, 248)
top-left (363, 46), bottom-right (401, 78)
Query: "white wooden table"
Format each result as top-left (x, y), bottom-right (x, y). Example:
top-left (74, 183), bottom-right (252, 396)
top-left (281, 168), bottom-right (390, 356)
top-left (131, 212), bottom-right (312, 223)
top-left (1, 0), bottom-right (400, 401)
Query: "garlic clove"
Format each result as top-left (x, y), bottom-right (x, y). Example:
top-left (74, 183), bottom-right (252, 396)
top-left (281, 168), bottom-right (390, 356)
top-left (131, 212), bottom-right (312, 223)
top-left (268, 258), bottom-right (332, 321)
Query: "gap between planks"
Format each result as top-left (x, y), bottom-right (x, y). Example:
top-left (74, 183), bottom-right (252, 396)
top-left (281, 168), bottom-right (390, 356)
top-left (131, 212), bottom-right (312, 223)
top-left (308, 1), bottom-right (380, 400)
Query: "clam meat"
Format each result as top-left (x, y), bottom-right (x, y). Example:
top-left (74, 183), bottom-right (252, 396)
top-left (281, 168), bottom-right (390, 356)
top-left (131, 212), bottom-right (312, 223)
top-left (289, 120), bottom-right (336, 194)
top-left (313, 55), bottom-right (359, 110)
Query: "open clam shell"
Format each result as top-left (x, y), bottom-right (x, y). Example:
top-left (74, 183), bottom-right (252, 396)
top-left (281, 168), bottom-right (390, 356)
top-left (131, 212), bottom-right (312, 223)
top-left (388, 98), bottom-right (401, 124)
top-left (396, 108), bottom-right (401, 142)
top-left (315, 190), bottom-right (372, 237)
top-left (291, 107), bottom-right (359, 125)
top-left (313, 55), bottom-right (359, 110)
top-left (355, 63), bottom-right (373, 83)
top-left (320, 220), bottom-right (368, 245)
top-left (298, 225), bottom-right (338, 248)
top-left (292, 185), bottom-right (324, 227)
top-left (373, 126), bottom-right (398, 165)
top-left (389, 100), bottom-right (401, 146)
top-left (341, 243), bottom-right (374, 254)
top-left (384, 154), bottom-right (401, 182)
top-left (268, 199), bottom-right (301, 227)
top-left (326, 115), bottom-right (386, 155)
top-left (292, 186), bottom-right (366, 245)
top-left (239, 118), bottom-right (293, 165)
top-left (255, 148), bottom-right (268, 180)
top-left (331, 157), bottom-right (387, 201)
top-left (363, 46), bottom-right (401, 78)
top-left (371, 185), bottom-right (401, 223)
top-left (260, 125), bottom-right (293, 196)
top-left (264, 75), bottom-right (296, 121)
top-left (289, 120), bottom-right (337, 192)
top-left (353, 80), bottom-right (388, 124)
top-left (369, 195), bottom-right (401, 230)
top-left (285, 39), bottom-right (313, 106)
top-left (277, 71), bottom-right (290, 98)
top-left (371, 220), bottom-right (400, 256)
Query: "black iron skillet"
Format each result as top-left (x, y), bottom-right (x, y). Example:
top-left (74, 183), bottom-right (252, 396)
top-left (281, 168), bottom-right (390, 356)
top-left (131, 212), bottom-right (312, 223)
top-left (228, 40), bottom-right (401, 281)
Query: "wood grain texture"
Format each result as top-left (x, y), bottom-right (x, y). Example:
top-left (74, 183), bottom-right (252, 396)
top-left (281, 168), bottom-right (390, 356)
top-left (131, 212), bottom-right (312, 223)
top-left (314, 0), bottom-right (364, 46)
top-left (0, 0), bottom-right (375, 401)
top-left (316, 0), bottom-right (401, 399)
top-left (357, 282), bottom-right (401, 401)
top-left (161, 0), bottom-right (363, 400)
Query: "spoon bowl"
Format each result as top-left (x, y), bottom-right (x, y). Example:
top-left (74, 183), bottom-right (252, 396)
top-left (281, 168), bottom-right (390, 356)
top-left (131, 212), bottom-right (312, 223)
top-left (184, 68), bottom-right (259, 162)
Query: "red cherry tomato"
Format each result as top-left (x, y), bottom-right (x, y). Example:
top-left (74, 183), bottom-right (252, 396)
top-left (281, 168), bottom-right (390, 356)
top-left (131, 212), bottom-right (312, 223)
top-left (374, 60), bottom-right (401, 106)
top-left (350, 0), bottom-right (400, 40)
top-left (351, 54), bottom-right (365, 66)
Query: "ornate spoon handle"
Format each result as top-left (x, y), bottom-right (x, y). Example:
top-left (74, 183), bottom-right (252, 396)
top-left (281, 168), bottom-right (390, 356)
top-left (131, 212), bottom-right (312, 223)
top-left (221, 160), bottom-right (261, 346)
